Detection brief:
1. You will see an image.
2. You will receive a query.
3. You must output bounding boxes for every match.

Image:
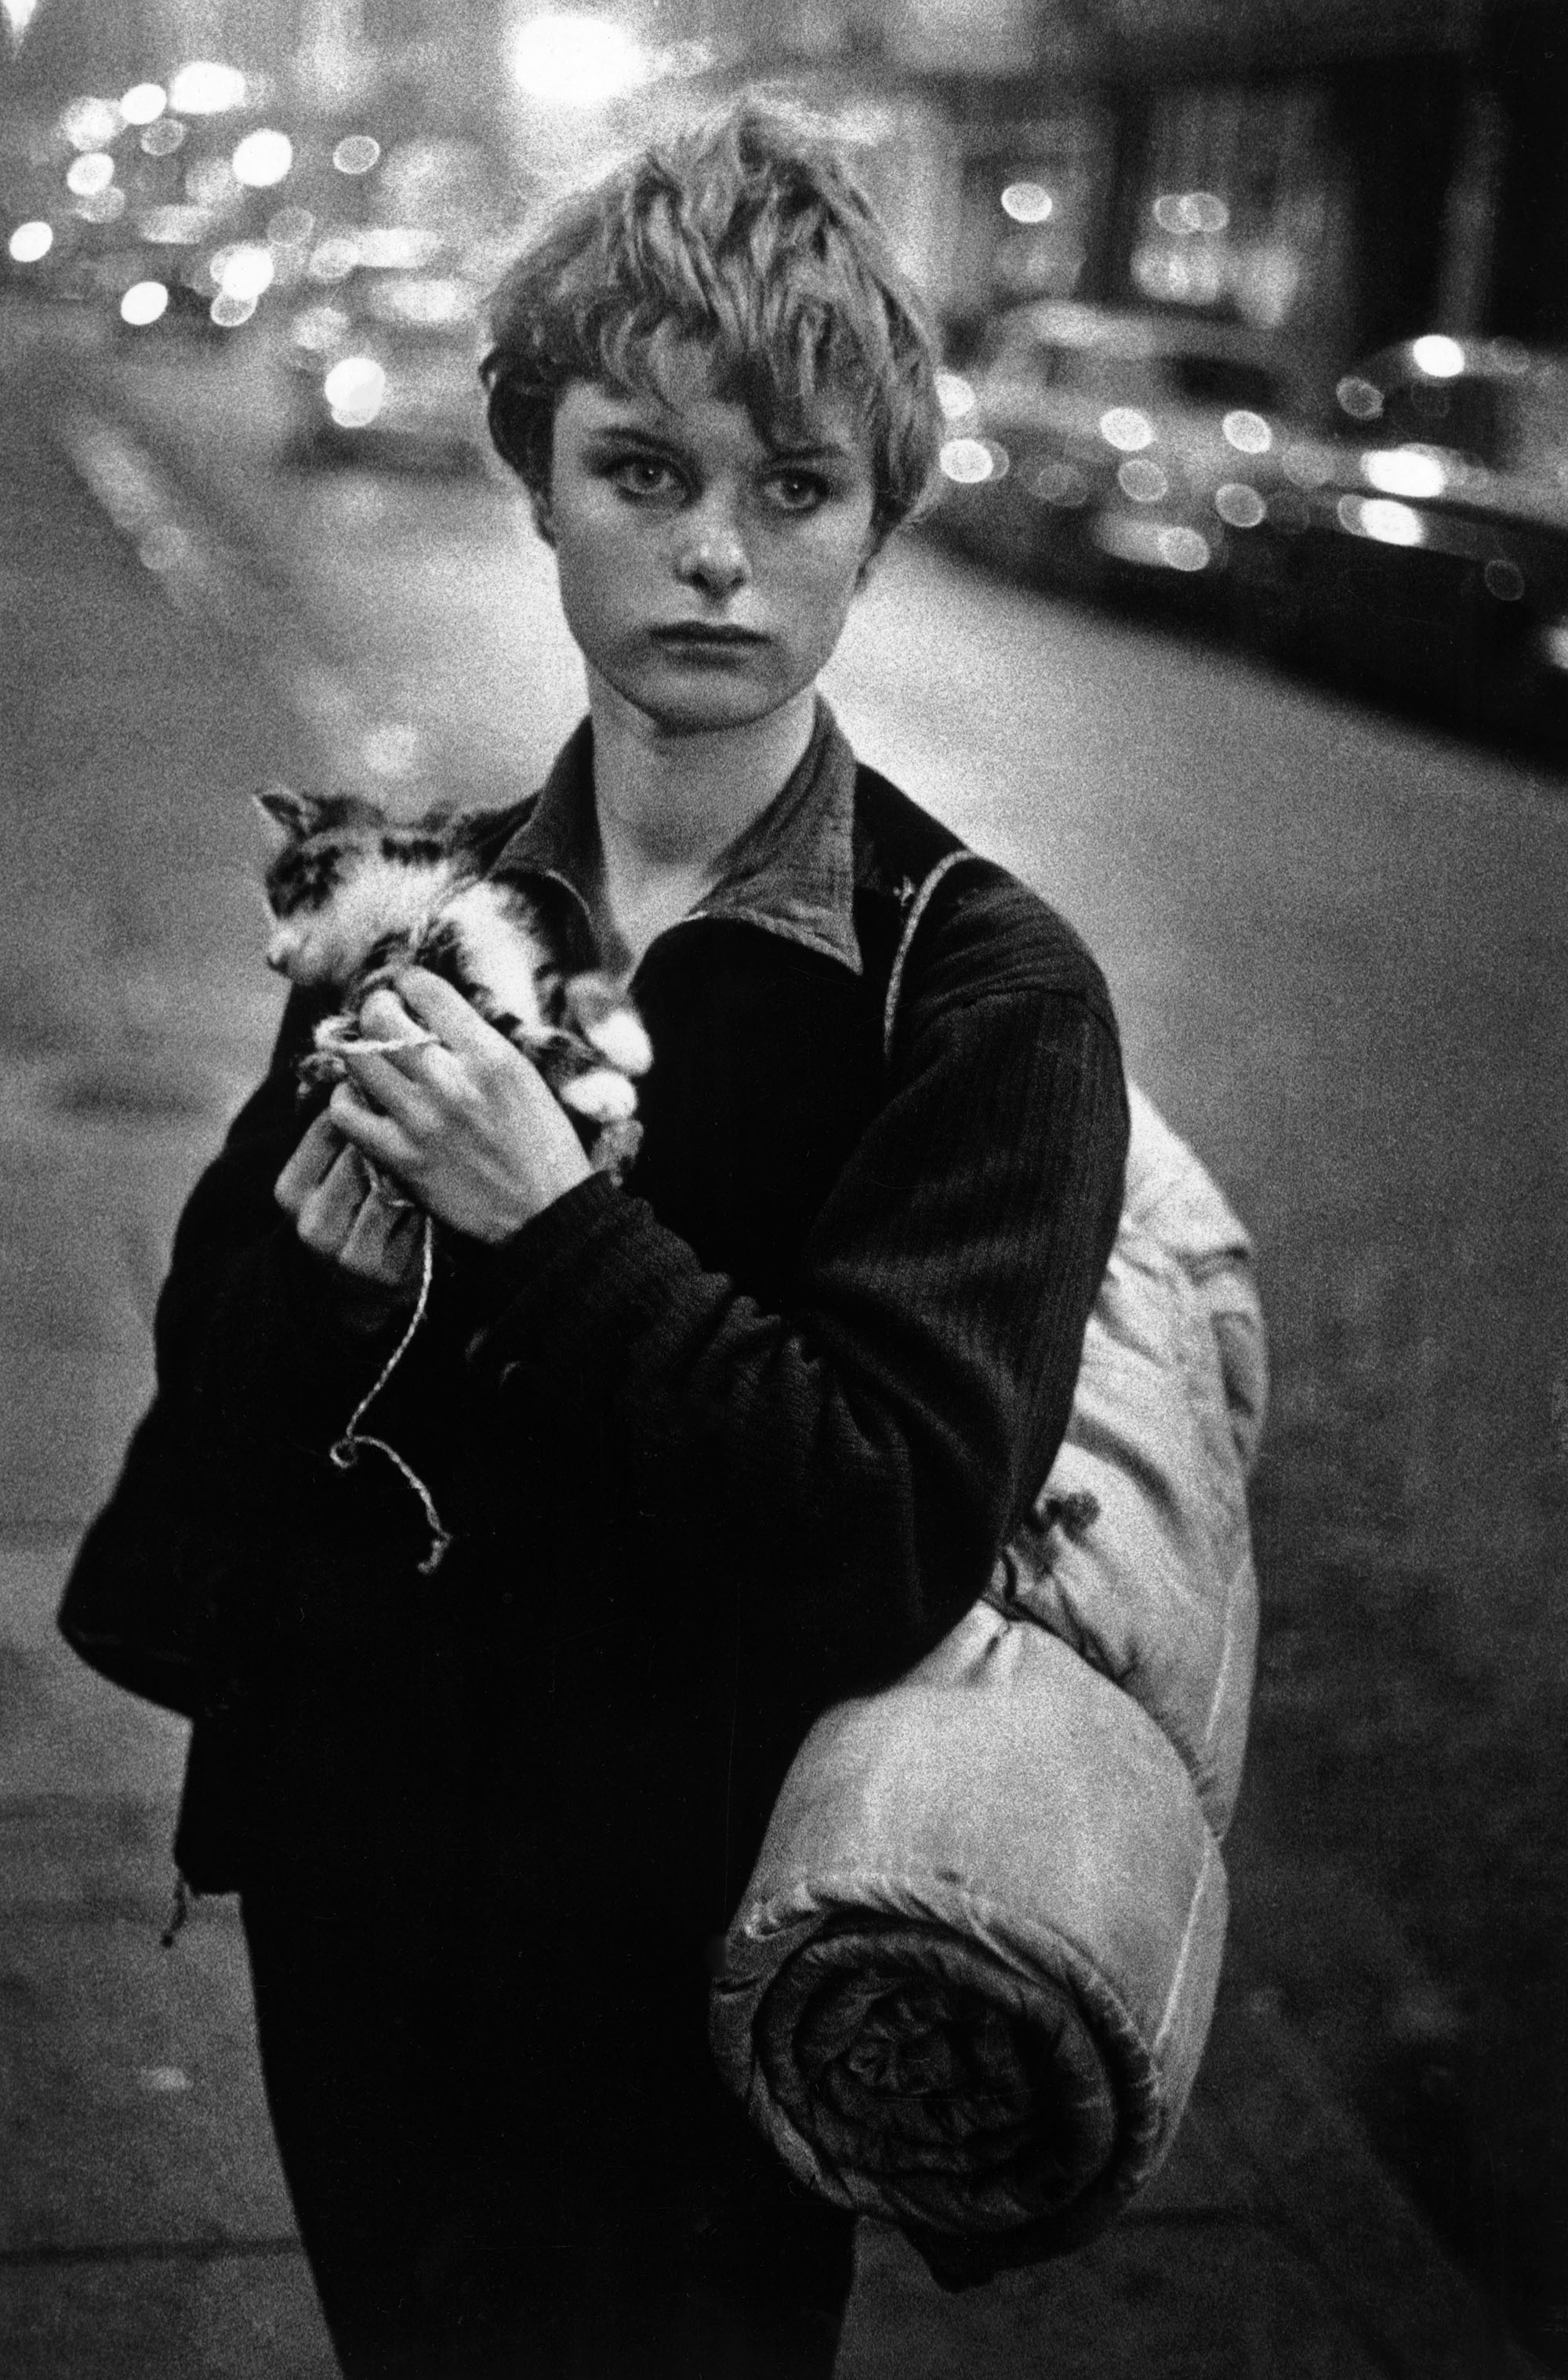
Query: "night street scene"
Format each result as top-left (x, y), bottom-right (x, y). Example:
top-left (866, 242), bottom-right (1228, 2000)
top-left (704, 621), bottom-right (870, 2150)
top-left (2, 0), bottom-right (1566, 2375)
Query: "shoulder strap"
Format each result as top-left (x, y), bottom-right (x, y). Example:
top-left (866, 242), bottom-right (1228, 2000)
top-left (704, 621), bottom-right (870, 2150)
top-left (882, 852), bottom-right (985, 1064)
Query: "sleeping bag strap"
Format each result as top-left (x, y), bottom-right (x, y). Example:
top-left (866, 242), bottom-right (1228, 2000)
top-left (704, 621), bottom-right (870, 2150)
top-left (882, 850), bottom-right (982, 1064)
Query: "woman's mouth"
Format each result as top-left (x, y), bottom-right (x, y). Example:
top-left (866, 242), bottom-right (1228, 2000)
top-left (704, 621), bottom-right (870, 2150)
top-left (652, 623), bottom-right (767, 652)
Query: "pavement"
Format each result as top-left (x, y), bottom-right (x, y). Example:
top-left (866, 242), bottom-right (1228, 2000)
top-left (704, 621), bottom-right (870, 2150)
top-left (1, 1524), bottom-right (1541, 2380)
top-left (0, 296), bottom-right (1553, 2375)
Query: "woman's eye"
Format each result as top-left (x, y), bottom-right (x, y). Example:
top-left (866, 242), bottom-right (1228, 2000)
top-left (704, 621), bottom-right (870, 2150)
top-left (767, 471), bottom-right (829, 514)
top-left (610, 456), bottom-right (680, 497)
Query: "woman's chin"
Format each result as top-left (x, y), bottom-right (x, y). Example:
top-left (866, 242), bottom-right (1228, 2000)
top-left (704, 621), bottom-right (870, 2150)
top-left (608, 670), bottom-right (794, 740)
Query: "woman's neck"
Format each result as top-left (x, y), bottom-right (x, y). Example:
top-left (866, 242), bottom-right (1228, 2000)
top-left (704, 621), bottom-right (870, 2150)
top-left (585, 674), bottom-right (817, 963)
top-left (588, 673), bottom-right (816, 877)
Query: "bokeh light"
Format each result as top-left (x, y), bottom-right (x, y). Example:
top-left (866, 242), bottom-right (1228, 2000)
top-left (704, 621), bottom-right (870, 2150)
top-left (1411, 335), bottom-right (1465, 380)
top-left (231, 129), bottom-right (293, 188)
top-left (509, 13), bottom-right (649, 107)
top-left (1118, 457), bottom-right (1168, 503)
top-left (1338, 493), bottom-right (1425, 546)
top-left (1222, 409), bottom-right (1272, 455)
top-left (8, 220), bottom-right (53, 263)
top-left (1094, 515), bottom-right (1208, 570)
top-left (1099, 406), bottom-right (1154, 453)
top-left (1157, 525), bottom-right (1210, 569)
top-left (1151, 191), bottom-right (1230, 236)
top-left (140, 118), bottom-right (186, 157)
top-left (60, 96), bottom-right (121, 150)
top-left (169, 61), bottom-right (247, 114)
top-left (1030, 460), bottom-right (1087, 507)
top-left (325, 355), bottom-right (388, 427)
top-left (1000, 182), bottom-right (1053, 224)
top-left (65, 151), bottom-right (115, 197)
top-left (934, 371), bottom-right (975, 421)
top-left (120, 281), bottom-right (169, 326)
top-left (120, 82), bottom-right (166, 125)
top-left (1214, 482), bottom-right (1266, 529)
top-left (332, 134), bottom-right (381, 175)
top-left (212, 242), bottom-right (275, 302)
top-left (1336, 376), bottom-right (1383, 421)
top-left (938, 437), bottom-right (996, 485)
top-left (1363, 448), bottom-right (1446, 499)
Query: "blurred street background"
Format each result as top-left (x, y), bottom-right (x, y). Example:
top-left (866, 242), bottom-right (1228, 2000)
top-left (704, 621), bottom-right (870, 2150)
top-left (1, 2), bottom-right (1566, 2375)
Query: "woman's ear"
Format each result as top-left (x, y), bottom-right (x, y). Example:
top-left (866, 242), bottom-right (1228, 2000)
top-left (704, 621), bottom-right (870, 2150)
top-left (855, 525), bottom-right (887, 594)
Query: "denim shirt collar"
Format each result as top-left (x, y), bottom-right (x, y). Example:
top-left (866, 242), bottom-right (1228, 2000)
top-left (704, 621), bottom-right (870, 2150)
top-left (491, 696), bottom-right (863, 978)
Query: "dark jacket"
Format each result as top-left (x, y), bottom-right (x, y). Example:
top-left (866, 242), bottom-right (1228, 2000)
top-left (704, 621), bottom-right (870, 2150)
top-left (63, 710), bottom-right (1129, 1929)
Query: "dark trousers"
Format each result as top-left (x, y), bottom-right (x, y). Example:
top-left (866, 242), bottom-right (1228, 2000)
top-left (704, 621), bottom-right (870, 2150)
top-left (241, 1890), bottom-right (854, 2378)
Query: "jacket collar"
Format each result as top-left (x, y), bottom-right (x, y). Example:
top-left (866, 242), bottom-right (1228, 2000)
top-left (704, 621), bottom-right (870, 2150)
top-left (492, 696), bottom-right (863, 978)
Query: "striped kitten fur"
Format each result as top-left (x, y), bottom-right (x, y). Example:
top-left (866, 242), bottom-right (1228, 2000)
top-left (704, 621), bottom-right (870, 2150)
top-left (256, 785), bottom-right (652, 1182)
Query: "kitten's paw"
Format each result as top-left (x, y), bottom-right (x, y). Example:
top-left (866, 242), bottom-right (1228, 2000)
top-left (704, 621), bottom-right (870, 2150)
top-left (299, 1016), bottom-right (356, 1086)
top-left (564, 973), bottom-right (653, 1077)
top-left (590, 1117), bottom-right (643, 1183)
top-left (558, 1066), bottom-right (638, 1125)
top-left (586, 1008), bottom-right (653, 1078)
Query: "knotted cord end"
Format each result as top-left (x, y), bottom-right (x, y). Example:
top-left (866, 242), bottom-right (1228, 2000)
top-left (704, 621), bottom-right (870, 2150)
top-left (329, 1217), bottom-right (452, 1575)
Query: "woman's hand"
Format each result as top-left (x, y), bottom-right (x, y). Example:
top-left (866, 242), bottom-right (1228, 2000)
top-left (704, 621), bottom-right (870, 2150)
top-left (323, 968), bottom-right (593, 1245)
top-left (274, 1110), bottom-right (426, 1318)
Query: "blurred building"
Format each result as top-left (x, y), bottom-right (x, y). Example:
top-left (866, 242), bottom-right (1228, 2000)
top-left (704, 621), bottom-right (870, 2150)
top-left (2, 0), bottom-right (1563, 373)
top-left (726, 0), bottom-right (1568, 382)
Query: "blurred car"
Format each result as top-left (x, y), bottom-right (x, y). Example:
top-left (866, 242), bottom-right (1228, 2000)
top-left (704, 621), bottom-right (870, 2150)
top-left (1262, 335), bottom-right (1568, 756)
top-left (930, 301), bottom-right (1322, 632)
top-left (282, 252), bottom-right (490, 472)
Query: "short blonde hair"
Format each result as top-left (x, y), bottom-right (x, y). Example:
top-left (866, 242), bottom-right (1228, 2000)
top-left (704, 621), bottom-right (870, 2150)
top-left (481, 97), bottom-right (942, 542)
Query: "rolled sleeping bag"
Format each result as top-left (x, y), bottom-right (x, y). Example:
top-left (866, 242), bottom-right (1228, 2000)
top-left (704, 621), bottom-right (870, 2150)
top-left (710, 1086), bottom-right (1263, 2272)
top-left (710, 1611), bottom-right (1227, 2271)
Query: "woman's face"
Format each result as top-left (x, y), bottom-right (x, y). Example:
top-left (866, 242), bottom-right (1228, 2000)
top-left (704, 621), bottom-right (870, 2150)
top-left (540, 352), bottom-right (880, 738)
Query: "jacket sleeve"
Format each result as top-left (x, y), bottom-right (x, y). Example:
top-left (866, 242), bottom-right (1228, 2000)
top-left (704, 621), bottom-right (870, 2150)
top-left (58, 991), bottom-right (450, 1715)
top-left (452, 875), bottom-right (1130, 1705)
top-left (132, 994), bottom-right (448, 1539)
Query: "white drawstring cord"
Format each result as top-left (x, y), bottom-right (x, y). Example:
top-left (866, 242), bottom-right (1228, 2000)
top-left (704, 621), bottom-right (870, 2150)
top-left (329, 1214), bottom-right (452, 1574)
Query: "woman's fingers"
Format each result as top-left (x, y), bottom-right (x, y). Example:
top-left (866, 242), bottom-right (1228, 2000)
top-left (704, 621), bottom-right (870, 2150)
top-left (339, 1181), bottom-right (423, 1282)
top-left (294, 1142), bottom-right (375, 1253)
top-left (274, 1097), bottom-right (423, 1299)
top-left (334, 1040), bottom-right (443, 1132)
top-left (338, 987), bottom-right (473, 1112)
top-left (274, 1110), bottom-right (350, 1215)
top-left (299, 969), bottom-right (590, 1242)
top-left (354, 985), bottom-right (446, 1059)
top-left (328, 1077), bottom-right (421, 1178)
top-left (392, 968), bottom-right (521, 1069)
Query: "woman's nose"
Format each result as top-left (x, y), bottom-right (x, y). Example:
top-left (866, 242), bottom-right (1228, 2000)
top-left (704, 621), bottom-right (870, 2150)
top-left (673, 506), bottom-right (750, 598)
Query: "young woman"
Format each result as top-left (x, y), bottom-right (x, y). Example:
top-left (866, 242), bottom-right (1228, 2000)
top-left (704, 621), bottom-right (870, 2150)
top-left (67, 100), bottom-right (1129, 2375)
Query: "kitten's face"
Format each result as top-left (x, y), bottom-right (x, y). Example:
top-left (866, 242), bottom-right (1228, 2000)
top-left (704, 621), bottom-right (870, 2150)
top-left (256, 786), bottom-right (457, 987)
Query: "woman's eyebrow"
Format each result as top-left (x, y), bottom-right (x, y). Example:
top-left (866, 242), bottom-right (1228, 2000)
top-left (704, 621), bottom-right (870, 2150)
top-left (579, 415), bottom-right (855, 469)
top-left (767, 438), bottom-right (855, 465)
top-left (581, 419), bottom-right (684, 452)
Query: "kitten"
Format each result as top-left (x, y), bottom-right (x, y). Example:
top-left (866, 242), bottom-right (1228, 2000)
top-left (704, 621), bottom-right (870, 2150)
top-left (255, 784), bottom-right (652, 1182)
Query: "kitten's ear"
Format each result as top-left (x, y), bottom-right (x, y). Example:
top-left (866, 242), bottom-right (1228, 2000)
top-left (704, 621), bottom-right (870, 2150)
top-left (253, 783), bottom-right (323, 842)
